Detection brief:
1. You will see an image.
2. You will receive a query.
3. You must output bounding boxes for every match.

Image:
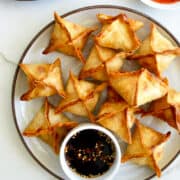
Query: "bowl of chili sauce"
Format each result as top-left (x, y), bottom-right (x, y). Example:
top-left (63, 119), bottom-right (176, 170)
top-left (141, 0), bottom-right (180, 9)
top-left (59, 123), bottom-right (121, 180)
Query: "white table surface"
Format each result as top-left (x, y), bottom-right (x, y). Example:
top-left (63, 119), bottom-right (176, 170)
top-left (0, 0), bottom-right (179, 179)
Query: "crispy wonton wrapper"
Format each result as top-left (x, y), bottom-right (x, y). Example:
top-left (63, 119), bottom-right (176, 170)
top-left (131, 51), bottom-right (180, 77)
top-left (96, 13), bottom-right (144, 31)
top-left (39, 123), bottom-right (77, 154)
top-left (96, 101), bottom-right (136, 143)
top-left (109, 68), bottom-right (168, 106)
top-left (95, 14), bottom-right (140, 52)
top-left (56, 72), bottom-right (107, 122)
top-left (132, 53), bottom-right (177, 77)
top-left (131, 24), bottom-right (180, 76)
top-left (133, 24), bottom-right (180, 56)
top-left (121, 120), bottom-right (171, 177)
top-left (43, 12), bottom-right (95, 63)
top-left (79, 44), bottom-right (127, 81)
top-left (146, 89), bottom-right (180, 132)
top-left (23, 98), bottom-right (78, 136)
top-left (23, 98), bottom-right (78, 154)
top-left (107, 86), bottom-right (124, 102)
top-left (20, 58), bottom-right (65, 101)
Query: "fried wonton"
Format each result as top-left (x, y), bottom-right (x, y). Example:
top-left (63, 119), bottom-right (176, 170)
top-left (20, 58), bottom-right (65, 101)
top-left (97, 13), bottom-right (144, 31)
top-left (23, 98), bottom-right (78, 136)
top-left (79, 44), bottom-right (127, 81)
top-left (131, 24), bottom-right (180, 76)
top-left (23, 98), bottom-right (78, 154)
top-left (132, 54), bottom-right (177, 77)
top-left (39, 123), bottom-right (77, 154)
top-left (131, 50), bottom-right (180, 77)
top-left (134, 24), bottom-right (180, 56)
top-left (43, 12), bottom-right (95, 63)
top-left (56, 72), bottom-right (107, 122)
top-left (95, 14), bottom-right (140, 52)
top-left (96, 101), bottom-right (136, 143)
top-left (121, 120), bottom-right (171, 177)
top-left (109, 68), bottom-right (168, 106)
top-left (107, 86), bottom-right (124, 102)
top-left (147, 89), bottom-right (180, 132)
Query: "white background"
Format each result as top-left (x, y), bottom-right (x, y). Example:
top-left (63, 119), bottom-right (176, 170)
top-left (0, 0), bottom-right (179, 179)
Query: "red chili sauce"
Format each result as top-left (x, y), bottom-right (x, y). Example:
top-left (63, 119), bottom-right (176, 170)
top-left (153, 0), bottom-right (180, 4)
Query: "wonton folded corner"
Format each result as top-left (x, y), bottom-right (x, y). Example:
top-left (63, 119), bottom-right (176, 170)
top-left (56, 71), bottom-right (107, 122)
top-left (109, 68), bottom-right (168, 107)
top-left (95, 13), bottom-right (141, 52)
top-left (130, 24), bottom-right (180, 77)
top-left (20, 58), bottom-right (65, 101)
top-left (96, 100), bottom-right (137, 144)
top-left (145, 88), bottom-right (180, 132)
top-left (23, 98), bottom-right (78, 154)
top-left (121, 120), bottom-right (171, 177)
top-left (43, 12), bottom-right (96, 64)
top-left (79, 44), bottom-right (128, 81)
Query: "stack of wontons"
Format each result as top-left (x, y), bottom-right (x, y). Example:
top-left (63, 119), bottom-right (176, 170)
top-left (20, 12), bottom-right (180, 177)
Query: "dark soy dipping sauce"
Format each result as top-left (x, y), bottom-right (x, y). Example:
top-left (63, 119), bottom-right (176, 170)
top-left (65, 129), bottom-right (116, 178)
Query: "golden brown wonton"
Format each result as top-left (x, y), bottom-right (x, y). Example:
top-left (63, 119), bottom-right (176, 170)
top-left (43, 12), bottom-right (95, 63)
top-left (95, 14), bottom-right (140, 52)
top-left (96, 13), bottom-right (144, 31)
top-left (132, 54), bottom-right (176, 77)
top-left (134, 24), bottom-right (180, 56)
top-left (147, 89), bottom-right (180, 132)
top-left (131, 24), bottom-right (180, 76)
top-left (23, 98), bottom-right (78, 154)
top-left (96, 100), bottom-right (136, 143)
top-left (79, 44), bottom-right (127, 81)
top-left (107, 86), bottom-right (124, 102)
top-left (109, 68), bottom-right (168, 106)
top-left (20, 58), bottom-right (65, 100)
top-left (56, 72), bottom-right (107, 122)
top-left (23, 98), bottom-right (77, 136)
top-left (131, 50), bottom-right (180, 77)
top-left (121, 120), bottom-right (171, 177)
top-left (39, 123), bottom-right (77, 154)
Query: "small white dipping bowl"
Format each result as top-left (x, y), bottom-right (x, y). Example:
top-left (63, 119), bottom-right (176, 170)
top-left (59, 123), bottom-right (121, 180)
top-left (141, 0), bottom-right (180, 9)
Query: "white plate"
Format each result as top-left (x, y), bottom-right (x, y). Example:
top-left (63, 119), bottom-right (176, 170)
top-left (12, 5), bottom-right (180, 180)
top-left (141, 0), bottom-right (180, 10)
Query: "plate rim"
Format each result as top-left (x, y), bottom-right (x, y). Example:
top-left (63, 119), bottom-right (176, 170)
top-left (11, 5), bottom-right (180, 180)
